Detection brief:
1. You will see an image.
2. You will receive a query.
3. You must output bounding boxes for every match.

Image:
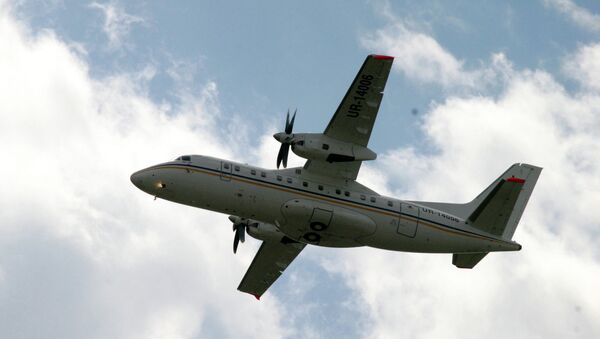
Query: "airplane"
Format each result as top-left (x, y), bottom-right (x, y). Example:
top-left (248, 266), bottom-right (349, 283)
top-left (130, 54), bottom-right (542, 300)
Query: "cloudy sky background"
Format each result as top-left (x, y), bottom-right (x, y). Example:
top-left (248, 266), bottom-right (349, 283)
top-left (1, 0), bottom-right (600, 338)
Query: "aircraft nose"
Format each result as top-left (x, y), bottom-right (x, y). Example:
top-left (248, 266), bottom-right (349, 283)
top-left (130, 170), bottom-right (145, 190)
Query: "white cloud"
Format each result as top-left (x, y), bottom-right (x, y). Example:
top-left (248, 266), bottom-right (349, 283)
top-left (360, 16), bottom-right (514, 91)
top-left (89, 1), bottom-right (144, 49)
top-left (361, 21), bottom-right (469, 88)
top-left (563, 42), bottom-right (600, 91)
top-left (4, 0), bottom-right (600, 337)
top-left (0, 6), bottom-right (289, 339)
top-left (343, 22), bottom-right (600, 338)
top-left (544, 0), bottom-right (600, 33)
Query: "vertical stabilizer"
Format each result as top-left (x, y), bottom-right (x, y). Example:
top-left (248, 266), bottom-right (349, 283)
top-left (466, 164), bottom-right (542, 239)
top-left (415, 163), bottom-right (542, 240)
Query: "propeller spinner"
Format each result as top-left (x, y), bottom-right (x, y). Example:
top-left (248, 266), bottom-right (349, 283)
top-left (273, 109), bottom-right (296, 169)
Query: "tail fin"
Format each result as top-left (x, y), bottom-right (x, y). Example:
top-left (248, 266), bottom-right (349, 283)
top-left (417, 164), bottom-right (541, 269)
top-left (416, 163), bottom-right (542, 240)
top-left (466, 163), bottom-right (542, 239)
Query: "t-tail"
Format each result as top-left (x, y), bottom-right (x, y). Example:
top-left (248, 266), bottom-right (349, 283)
top-left (416, 163), bottom-right (542, 269)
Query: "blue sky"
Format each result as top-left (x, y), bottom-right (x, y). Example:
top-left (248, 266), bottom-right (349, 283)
top-left (20, 0), bottom-right (600, 151)
top-left (2, 0), bottom-right (600, 338)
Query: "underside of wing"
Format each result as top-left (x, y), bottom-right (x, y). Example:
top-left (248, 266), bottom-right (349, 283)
top-left (237, 238), bottom-right (306, 299)
top-left (324, 54), bottom-right (393, 147)
top-left (304, 54), bottom-right (394, 180)
top-left (303, 159), bottom-right (362, 181)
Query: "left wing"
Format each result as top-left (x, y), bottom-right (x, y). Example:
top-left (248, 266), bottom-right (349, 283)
top-left (323, 54), bottom-right (394, 147)
top-left (304, 54), bottom-right (394, 180)
top-left (238, 239), bottom-right (306, 299)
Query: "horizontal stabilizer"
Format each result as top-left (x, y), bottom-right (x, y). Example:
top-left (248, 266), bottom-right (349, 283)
top-left (452, 253), bottom-right (488, 269)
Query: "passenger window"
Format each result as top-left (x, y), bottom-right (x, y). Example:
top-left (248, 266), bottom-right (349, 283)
top-left (302, 181), bottom-right (308, 187)
top-left (387, 200), bottom-right (393, 207)
top-left (370, 197), bottom-right (376, 203)
top-left (360, 195), bottom-right (366, 201)
top-left (182, 155), bottom-right (191, 161)
top-left (250, 169), bottom-right (256, 175)
top-left (295, 169), bottom-right (301, 175)
top-left (276, 175), bottom-right (282, 181)
top-left (335, 189), bottom-right (341, 195)
top-left (234, 165), bottom-right (240, 171)
top-left (261, 171), bottom-right (266, 177)
top-left (223, 163), bottom-right (230, 169)
top-left (318, 185), bottom-right (323, 191)
top-left (344, 191), bottom-right (350, 197)
top-left (322, 144), bottom-right (329, 150)
top-left (286, 178), bottom-right (292, 183)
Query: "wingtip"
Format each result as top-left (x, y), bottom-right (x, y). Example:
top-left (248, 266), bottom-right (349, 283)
top-left (372, 54), bottom-right (394, 60)
top-left (239, 290), bottom-right (262, 300)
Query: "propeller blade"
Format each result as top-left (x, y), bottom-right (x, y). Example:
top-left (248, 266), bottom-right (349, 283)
top-left (286, 109), bottom-right (296, 134)
top-left (276, 143), bottom-right (286, 169)
top-left (238, 224), bottom-right (245, 243)
top-left (276, 109), bottom-right (297, 168)
top-left (233, 230), bottom-right (240, 254)
top-left (282, 143), bottom-right (289, 168)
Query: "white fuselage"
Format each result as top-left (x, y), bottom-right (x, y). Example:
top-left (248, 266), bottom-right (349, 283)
top-left (130, 155), bottom-right (520, 253)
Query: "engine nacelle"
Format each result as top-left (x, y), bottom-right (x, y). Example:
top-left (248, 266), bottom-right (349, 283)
top-left (291, 133), bottom-right (376, 163)
top-left (246, 221), bottom-right (285, 242)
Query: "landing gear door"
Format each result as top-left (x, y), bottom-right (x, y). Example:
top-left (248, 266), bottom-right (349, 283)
top-left (398, 203), bottom-right (418, 238)
top-left (220, 161), bottom-right (232, 181)
top-left (309, 208), bottom-right (333, 231)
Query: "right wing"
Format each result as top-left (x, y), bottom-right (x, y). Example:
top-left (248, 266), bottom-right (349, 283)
top-left (238, 238), bottom-right (306, 299)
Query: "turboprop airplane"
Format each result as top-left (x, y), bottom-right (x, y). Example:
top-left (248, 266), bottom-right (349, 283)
top-left (131, 54), bottom-right (542, 299)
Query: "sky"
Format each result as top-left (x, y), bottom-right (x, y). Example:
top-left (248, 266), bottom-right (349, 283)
top-left (1, 0), bottom-right (600, 338)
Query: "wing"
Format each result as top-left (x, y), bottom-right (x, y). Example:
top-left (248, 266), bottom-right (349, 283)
top-left (237, 238), bottom-right (306, 299)
top-left (304, 54), bottom-right (394, 180)
top-left (324, 54), bottom-right (394, 146)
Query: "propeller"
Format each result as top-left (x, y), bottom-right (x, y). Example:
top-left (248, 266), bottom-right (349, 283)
top-left (228, 216), bottom-right (257, 254)
top-left (273, 109), bottom-right (296, 169)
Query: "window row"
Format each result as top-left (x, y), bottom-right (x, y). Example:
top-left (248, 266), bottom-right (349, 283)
top-left (223, 163), bottom-right (396, 208)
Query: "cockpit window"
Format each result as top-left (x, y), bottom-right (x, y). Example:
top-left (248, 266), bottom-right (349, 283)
top-left (175, 155), bottom-right (191, 161)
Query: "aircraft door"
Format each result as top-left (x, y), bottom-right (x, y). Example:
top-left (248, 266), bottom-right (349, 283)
top-left (220, 161), bottom-right (232, 181)
top-left (397, 203), bottom-right (418, 237)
